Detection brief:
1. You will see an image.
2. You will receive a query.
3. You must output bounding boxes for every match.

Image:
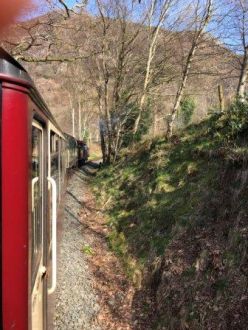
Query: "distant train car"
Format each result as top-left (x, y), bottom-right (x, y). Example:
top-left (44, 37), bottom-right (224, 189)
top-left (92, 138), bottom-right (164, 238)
top-left (64, 133), bottom-right (78, 168)
top-left (0, 48), bottom-right (76, 329)
top-left (77, 140), bottom-right (89, 167)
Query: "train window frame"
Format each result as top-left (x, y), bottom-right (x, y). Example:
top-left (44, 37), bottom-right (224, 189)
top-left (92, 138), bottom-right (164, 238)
top-left (31, 121), bottom-right (44, 288)
top-left (50, 131), bottom-right (60, 201)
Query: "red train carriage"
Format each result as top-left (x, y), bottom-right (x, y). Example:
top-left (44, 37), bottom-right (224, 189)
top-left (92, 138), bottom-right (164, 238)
top-left (0, 48), bottom-right (75, 329)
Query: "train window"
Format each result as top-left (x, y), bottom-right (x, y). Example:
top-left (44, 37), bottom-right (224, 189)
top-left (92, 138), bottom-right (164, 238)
top-left (51, 154), bottom-right (59, 175)
top-left (50, 131), bottom-right (60, 153)
top-left (60, 138), bottom-right (66, 186)
top-left (50, 131), bottom-right (60, 201)
top-left (50, 132), bottom-right (55, 153)
top-left (31, 125), bottom-right (43, 286)
top-left (51, 153), bottom-right (59, 199)
top-left (56, 139), bottom-right (59, 152)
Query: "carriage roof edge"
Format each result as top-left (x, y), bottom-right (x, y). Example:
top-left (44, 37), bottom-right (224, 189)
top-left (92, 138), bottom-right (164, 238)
top-left (0, 47), bottom-right (65, 136)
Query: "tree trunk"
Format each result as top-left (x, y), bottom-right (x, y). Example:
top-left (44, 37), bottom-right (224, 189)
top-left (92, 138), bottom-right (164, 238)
top-left (72, 107), bottom-right (75, 137)
top-left (113, 126), bottom-right (121, 163)
top-left (237, 46), bottom-right (248, 100)
top-left (78, 98), bottom-right (82, 139)
top-left (166, 0), bottom-right (213, 138)
top-left (133, 0), bottom-right (171, 135)
top-left (153, 110), bottom-right (157, 137)
top-left (100, 124), bottom-right (106, 163)
top-left (133, 52), bottom-right (153, 134)
top-left (133, 93), bottom-right (146, 134)
top-left (69, 93), bottom-right (75, 137)
top-left (167, 44), bottom-right (197, 137)
top-left (218, 85), bottom-right (225, 111)
top-left (104, 80), bottom-right (112, 164)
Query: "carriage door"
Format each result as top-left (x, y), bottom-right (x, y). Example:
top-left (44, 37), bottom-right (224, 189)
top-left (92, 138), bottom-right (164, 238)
top-left (31, 122), bottom-right (46, 330)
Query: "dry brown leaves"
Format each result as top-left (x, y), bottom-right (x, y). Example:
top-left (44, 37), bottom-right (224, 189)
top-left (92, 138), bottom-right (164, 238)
top-left (78, 182), bottom-right (136, 330)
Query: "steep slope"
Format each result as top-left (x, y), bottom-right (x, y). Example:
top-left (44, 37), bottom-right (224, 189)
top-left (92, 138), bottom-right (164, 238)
top-left (93, 102), bottom-right (248, 329)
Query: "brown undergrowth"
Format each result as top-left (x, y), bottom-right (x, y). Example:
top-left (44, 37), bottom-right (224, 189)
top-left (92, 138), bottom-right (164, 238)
top-left (77, 164), bottom-right (156, 330)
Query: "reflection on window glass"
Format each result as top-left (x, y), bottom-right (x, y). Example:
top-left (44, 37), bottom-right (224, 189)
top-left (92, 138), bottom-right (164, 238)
top-left (56, 140), bottom-right (59, 152)
top-left (51, 152), bottom-right (59, 197)
top-left (51, 154), bottom-right (59, 176)
top-left (31, 126), bottom-right (43, 287)
top-left (50, 132), bottom-right (55, 153)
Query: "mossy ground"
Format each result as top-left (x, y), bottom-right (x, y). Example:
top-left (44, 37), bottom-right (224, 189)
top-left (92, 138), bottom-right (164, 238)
top-left (93, 118), bottom-right (229, 272)
top-left (92, 110), bottom-right (248, 329)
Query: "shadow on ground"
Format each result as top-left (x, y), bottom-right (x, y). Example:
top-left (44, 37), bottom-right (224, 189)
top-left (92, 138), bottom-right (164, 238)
top-left (77, 161), bottom-right (101, 177)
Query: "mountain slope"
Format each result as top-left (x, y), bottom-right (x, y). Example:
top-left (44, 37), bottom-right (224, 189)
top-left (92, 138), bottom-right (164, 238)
top-left (1, 11), bottom-right (239, 138)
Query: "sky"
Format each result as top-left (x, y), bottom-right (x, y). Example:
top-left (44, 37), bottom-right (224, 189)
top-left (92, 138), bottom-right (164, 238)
top-left (19, 0), bottom-right (81, 20)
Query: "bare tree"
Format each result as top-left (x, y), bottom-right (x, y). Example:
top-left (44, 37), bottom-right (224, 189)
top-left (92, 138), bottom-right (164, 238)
top-left (86, 0), bottom-right (145, 163)
top-left (2, 0), bottom-right (241, 155)
top-left (132, 0), bottom-right (175, 134)
top-left (166, 0), bottom-right (213, 137)
top-left (1, 0), bottom-right (89, 62)
top-left (61, 60), bottom-right (97, 140)
top-left (232, 0), bottom-right (248, 99)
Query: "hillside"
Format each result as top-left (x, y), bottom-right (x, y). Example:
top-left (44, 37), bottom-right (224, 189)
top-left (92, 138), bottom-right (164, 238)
top-left (1, 10), bottom-right (239, 139)
top-left (2, 11), bottom-right (99, 139)
top-left (93, 101), bottom-right (248, 329)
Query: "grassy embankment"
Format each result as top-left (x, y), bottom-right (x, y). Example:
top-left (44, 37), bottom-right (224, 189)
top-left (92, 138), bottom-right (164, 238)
top-left (93, 102), bottom-right (248, 328)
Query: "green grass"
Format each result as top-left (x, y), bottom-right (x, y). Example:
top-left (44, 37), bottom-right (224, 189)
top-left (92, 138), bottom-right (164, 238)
top-left (81, 244), bottom-right (95, 256)
top-left (92, 105), bottom-right (248, 280)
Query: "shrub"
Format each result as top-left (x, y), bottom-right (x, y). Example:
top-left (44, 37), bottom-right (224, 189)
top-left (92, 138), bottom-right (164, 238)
top-left (224, 99), bottom-right (248, 138)
top-left (122, 100), bottom-right (152, 147)
top-left (179, 96), bottom-right (196, 126)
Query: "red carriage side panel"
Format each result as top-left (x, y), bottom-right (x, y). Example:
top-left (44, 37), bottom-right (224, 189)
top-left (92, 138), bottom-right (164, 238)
top-left (2, 84), bottom-right (30, 329)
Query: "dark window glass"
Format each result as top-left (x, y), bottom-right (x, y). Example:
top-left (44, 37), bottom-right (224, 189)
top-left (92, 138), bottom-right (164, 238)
top-left (31, 126), bottom-right (43, 287)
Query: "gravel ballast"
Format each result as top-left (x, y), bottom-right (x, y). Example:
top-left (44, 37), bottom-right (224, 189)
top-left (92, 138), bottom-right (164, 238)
top-left (53, 169), bottom-right (100, 330)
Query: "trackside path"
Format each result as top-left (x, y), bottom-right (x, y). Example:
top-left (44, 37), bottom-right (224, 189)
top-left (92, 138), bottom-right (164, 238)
top-left (53, 166), bottom-right (101, 330)
top-left (53, 163), bottom-right (139, 330)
